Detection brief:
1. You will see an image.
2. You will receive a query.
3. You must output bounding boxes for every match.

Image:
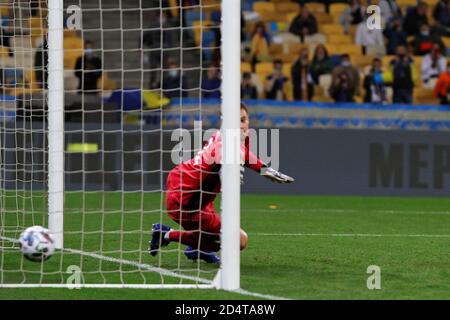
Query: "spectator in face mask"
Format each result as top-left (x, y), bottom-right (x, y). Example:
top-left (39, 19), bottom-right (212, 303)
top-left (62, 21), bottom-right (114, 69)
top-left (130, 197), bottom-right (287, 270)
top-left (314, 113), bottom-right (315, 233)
top-left (403, 1), bottom-right (429, 36)
top-left (363, 58), bottom-right (387, 103)
top-left (421, 44), bottom-right (447, 87)
top-left (411, 23), bottom-right (446, 56)
top-left (390, 45), bottom-right (416, 104)
top-left (331, 54), bottom-right (360, 97)
top-left (291, 48), bottom-right (314, 101)
top-left (384, 17), bottom-right (408, 55)
top-left (161, 57), bottom-right (189, 99)
top-left (74, 40), bottom-right (103, 94)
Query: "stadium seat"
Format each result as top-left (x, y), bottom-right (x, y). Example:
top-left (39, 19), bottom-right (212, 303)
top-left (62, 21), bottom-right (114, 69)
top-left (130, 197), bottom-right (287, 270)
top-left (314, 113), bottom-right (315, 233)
top-left (275, 2), bottom-right (300, 14)
top-left (304, 33), bottom-right (326, 44)
top-left (192, 20), bottom-right (215, 46)
top-left (351, 55), bottom-right (374, 68)
top-left (319, 24), bottom-right (344, 35)
top-left (442, 37), bottom-right (450, 48)
top-left (382, 55), bottom-right (396, 67)
top-left (396, 0), bottom-right (416, 6)
top-left (414, 87), bottom-right (437, 104)
top-left (269, 43), bottom-right (284, 55)
top-left (64, 36), bottom-right (83, 69)
top-left (288, 43), bottom-right (307, 55)
top-left (258, 12), bottom-right (287, 23)
top-left (337, 44), bottom-right (362, 55)
top-left (168, 0), bottom-right (179, 17)
top-left (97, 72), bottom-right (117, 91)
top-left (327, 34), bottom-right (353, 45)
top-left (241, 62), bottom-right (252, 73)
top-left (315, 13), bottom-right (333, 24)
top-left (286, 12), bottom-right (298, 25)
top-left (253, 2), bottom-right (275, 14)
top-left (255, 61), bottom-right (273, 74)
top-left (329, 3), bottom-right (348, 23)
top-left (304, 2), bottom-right (326, 13)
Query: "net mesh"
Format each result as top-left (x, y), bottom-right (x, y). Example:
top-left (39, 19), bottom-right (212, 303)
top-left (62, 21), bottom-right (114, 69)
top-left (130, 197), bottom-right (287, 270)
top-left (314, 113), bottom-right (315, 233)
top-left (0, 0), bottom-right (223, 287)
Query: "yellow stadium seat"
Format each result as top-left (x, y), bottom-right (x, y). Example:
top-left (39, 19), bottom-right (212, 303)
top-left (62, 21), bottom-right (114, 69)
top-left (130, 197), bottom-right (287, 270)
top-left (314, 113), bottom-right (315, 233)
top-left (241, 62), bottom-right (252, 73)
top-left (168, 0), bottom-right (179, 17)
top-left (253, 2), bottom-right (275, 14)
top-left (269, 43), bottom-right (284, 55)
top-left (258, 12), bottom-right (287, 23)
top-left (289, 43), bottom-right (307, 55)
top-left (97, 72), bottom-right (117, 91)
top-left (382, 55), bottom-right (396, 67)
top-left (327, 34), bottom-right (353, 44)
top-left (320, 24), bottom-right (344, 35)
top-left (352, 55), bottom-right (375, 68)
top-left (330, 3), bottom-right (348, 16)
top-left (64, 36), bottom-right (83, 69)
top-left (396, 0), bottom-right (416, 6)
top-left (192, 20), bottom-right (214, 46)
top-left (325, 43), bottom-right (339, 55)
top-left (255, 62), bottom-right (273, 74)
top-left (0, 5), bottom-right (10, 16)
top-left (0, 46), bottom-right (9, 58)
top-left (337, 44), bottom-right (362, 55)
top-left (282, 63), bottom-right (292, 79)
top-left (442, 37), bottom-right (450, 48)
top-left (423, 0), bottom-right (438, 6)
top-left (304, 2), bottom-right (326, 13)
top-left (315, 13), bottom-right (333, 24)
top-left (275, 2), bottom-right (300, 14)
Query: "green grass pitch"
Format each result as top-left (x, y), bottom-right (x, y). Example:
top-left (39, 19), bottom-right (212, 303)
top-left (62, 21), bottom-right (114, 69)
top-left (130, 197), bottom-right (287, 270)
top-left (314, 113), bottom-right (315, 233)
top-left (1, 192), bottom-right (450, 299)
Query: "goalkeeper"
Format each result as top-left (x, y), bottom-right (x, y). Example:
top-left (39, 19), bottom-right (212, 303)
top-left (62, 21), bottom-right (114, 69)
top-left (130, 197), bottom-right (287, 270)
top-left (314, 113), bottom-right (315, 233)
top-left (149, 103), bottom-right (294, 263)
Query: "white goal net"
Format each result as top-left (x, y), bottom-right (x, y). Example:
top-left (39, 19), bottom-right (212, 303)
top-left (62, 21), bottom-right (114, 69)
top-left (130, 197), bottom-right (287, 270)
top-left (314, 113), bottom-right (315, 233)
top-left (0, 0), bottom-right (240, 289)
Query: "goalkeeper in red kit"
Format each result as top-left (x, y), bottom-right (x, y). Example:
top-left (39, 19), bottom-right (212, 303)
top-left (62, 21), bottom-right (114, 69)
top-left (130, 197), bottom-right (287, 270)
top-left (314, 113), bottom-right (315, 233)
top-left (149, 103), bottom-right (294, 263)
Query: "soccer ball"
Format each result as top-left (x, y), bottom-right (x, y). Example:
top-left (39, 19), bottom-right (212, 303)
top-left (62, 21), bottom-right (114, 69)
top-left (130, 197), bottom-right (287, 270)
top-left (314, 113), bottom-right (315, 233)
top-left (19, 226), bottom-right (55, 262)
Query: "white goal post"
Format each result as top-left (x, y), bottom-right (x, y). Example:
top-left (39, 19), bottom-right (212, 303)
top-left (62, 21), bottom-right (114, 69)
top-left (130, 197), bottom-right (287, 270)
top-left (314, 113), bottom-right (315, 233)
top-left (0, 0), bottom-right (241, 290)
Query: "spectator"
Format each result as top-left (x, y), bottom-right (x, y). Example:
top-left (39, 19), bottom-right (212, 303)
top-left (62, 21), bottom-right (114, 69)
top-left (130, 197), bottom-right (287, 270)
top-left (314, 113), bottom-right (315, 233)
top-left (291, 48), bottom-right (314, 101)
top-left (329, 72), bottom-right (355, 102)
top-left (421, 44), bottom-right (447, 87)
top-left (433, 0), bottom-right (450, 35)
top-left (201, 66), bottom-right (221, 99)
top-left (384, 17), bottom-right (408, 55)
top-left (142, 9), bottom-right (179, 88)
top-left (379, 0), bottom-right (402, 26)
top-left (264, 60), bottom-right (288, 101)
top-left (249, 22), bottom-right (271, 71)
top-left (363, 58), bottom-right (387, 103)
top-left (411, 23), bottom-right (446, 56)
top-left (340, 0), bottom-right (365, 34)
top-left (403, 1), bottom-right (428, 36)
top-left (355, 12), bottom-right (385, 53)
top-left (161, 57), bottom-right (189, 99)
top-left (310, 44), bottom-right (334, 84)
top-left (434, 61), bottom-right (450, 104)
top-left (0, 18), bottom-right (14, 56)
top-left (35, 35), bottom-right (48, 89)
top-left (241, 72), bottom-right (258, 99)
top-left (289, 5), bottom-right (318, 41)
top-left (331, 54), bottom-right (360, 98)
top-left (390, 45), bottom-right (416, 103)
top-left (74, 40), bottom-right (102, 94)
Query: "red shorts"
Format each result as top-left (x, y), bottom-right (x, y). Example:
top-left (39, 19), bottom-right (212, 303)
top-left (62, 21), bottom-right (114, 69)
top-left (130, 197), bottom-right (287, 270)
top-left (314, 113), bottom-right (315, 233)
top-left (166, 172), bottom-right (221, 235)
top-left (166, 193), bottom-right (221, 235)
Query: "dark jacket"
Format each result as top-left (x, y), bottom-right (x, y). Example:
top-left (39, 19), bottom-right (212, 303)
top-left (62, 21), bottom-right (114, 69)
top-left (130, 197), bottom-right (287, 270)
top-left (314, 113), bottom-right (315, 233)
top-left (75, 54), bottom-right (102, 93)
top-left (289, 14), bottom-right (318, 37)
top-left (291, 60), bottom-right (314, 101)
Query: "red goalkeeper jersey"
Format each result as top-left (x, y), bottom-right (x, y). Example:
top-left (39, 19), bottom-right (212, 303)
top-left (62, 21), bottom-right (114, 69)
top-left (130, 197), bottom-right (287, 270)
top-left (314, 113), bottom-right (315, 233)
top-left (167, 131), bottom-right (264, 208)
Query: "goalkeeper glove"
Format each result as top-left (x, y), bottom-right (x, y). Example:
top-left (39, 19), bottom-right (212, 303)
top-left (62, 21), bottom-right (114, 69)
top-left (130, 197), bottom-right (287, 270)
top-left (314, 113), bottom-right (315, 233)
top-left (261, 167), bottom-right (294, 183)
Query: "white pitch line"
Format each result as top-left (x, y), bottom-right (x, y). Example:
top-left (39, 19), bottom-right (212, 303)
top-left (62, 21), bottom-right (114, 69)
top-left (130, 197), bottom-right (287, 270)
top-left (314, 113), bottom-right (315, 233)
top-left (0, 235), bottom-right (291, 300)
top-left (251, 232), bottom-right (450, 238)
top-left (0, 235), bottom-right (212, 285)
top-left (245, 208), bottom-right (450, 215)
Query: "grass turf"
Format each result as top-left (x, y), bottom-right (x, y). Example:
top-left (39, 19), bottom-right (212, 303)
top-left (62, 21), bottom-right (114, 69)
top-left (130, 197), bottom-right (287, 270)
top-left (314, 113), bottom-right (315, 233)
top-left (1, 193), bottom-right (450, 299)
